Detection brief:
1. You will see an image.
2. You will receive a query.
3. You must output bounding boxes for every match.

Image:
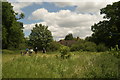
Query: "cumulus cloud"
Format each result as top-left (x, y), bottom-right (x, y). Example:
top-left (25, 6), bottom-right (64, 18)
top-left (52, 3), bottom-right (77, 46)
top-left (54, 2), bottom-right (113, 14)
top-left (10, 0), bottom-right (120, 14)
top-left (8, 0), bottom-right (120, 2)
top-left (24, 22), bottom-right (93, 40)
top-left (11, 2), bottom-right (42, 13)
top-left (9, 0), bottom-right (119, 40)
top-left (29, 8), bottom-right (103, 27)
top-left (75, 2), bottom-right (107, 14)
top-left (53, 0), bottom-right (120, 14)
top-left (25, 8), bottom-right (104, 40)
top-left (11, 2), bottom-right (33, 13)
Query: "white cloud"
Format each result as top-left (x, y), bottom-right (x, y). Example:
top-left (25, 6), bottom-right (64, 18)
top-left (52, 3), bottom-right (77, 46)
top-left (8, 0), bottom-right (120, 2)
top-left (26, 8), bottom-right (104, 40)
top-left (10, 0), bottom-right (120, 14)
top-left (53, 2), bottom-right (114, 14)
top-left (75, 2), bottom-right (107, 14)
top-left (53, 0), bottom-right (120, 14)
top-left (11, 2), bottom-right (42, 13)
top-left (11, 2), bottom-right (33, 13)
top-left (28, 8), bottom-right (48, 20)
top-left (10, 0), bottom-right (119, 40)
top-left (29, 8), bottom-right (103, 27)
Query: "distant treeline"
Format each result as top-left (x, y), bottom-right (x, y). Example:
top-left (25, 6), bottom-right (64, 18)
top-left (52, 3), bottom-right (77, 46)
top-left (2, 1), bottom-right (120, 51)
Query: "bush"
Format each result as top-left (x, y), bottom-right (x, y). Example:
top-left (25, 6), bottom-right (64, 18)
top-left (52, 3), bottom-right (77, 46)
top-left (108, 51), bottom-right (120, 58)
top-left (59, 45), bottom-right (70, 55)
top-left (110, 45), bottom-right (119, 51)
top-left (70, 43), bottom-right (84, 52)
top-left (84, 42), bottom-right (97, 52)
top-left (47, 41), bottom-right (62, 51)
top-left (96, 43), bottom-right (108, 52)
top-left (70, 40), bottom-right (97, 52)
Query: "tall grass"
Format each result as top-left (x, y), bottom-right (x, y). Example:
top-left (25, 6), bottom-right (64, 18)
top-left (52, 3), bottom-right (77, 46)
top-left (2, 50), bottom-right (119, 78)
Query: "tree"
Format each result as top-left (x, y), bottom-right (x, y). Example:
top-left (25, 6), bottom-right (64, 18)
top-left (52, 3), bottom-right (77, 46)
top-left (29, 24), bottom-right (53, 51)
top-left (16, 13), bottom-right (25, 20)
top-left (2, 2), bottom-right (25, 49)
top-left (90, 1), bottom-right (120, 48)
top-left (91, 21), bottom-right (112, 46)
top-left (65, 33), bottom-right (73, 40)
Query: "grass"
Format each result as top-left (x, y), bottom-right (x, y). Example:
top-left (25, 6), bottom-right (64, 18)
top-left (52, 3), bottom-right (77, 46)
top-left (2, 50), bottom-right (119, 78)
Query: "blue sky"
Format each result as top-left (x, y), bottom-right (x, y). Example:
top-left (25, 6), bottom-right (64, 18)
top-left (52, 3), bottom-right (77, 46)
top-left (9, 0), bottom-right (119, 41)
top-left (19, 2), bottom-right (76, 24)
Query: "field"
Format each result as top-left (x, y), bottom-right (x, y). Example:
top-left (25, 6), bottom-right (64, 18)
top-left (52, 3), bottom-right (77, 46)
top-left (2, 50), bottom-right (119, 78)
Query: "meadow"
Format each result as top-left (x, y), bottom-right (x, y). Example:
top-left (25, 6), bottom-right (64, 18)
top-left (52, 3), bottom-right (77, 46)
top-left (2, 50), bottom-right (119, 78)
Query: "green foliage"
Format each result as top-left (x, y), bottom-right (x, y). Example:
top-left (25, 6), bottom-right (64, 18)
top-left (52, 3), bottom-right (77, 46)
top-left (47, 41), bottom-right (62, 51)
top-left (19, 13), bottom-right (25, 19)
top-left (29, 24), bottom-right (53, 50)
top-left (89, 1), bottom-right (120, 48)
top-left (2, 2), bottom-right (25, 49)
top-left (18, 43), bottom-right (28, 50)
top-left (2, 51), bottom-right (119, 78)
top-left (108, 51), bottom-right (120, 58)
top-left (70, 43), bottom-right (83, 52)
top-left (108, 45), bottom-right (120, 58)
top-left (70, 40), bottom-right (97, 52)
top-left (2, 49), bottom-right (22, 54)
top-left (91, 21), bottom-right (114, 47)
top-left (2, 26), bottom-right (7, 48)
top-left (59, 45), bottom-right (70, 55)
top-left (65, 33), bottom-right (73, 40)
top-left (70, 43), bottom-right (84, 52)
top-left (96, 43), bottom-right (108, 52)
top-left (2, 49), bottom-right (14, 54)
top-left (84, 42), bottom-right (97, 52)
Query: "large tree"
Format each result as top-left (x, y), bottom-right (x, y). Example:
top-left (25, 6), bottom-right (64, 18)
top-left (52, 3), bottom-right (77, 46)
top-left (2, 2), bottom-right (25, 49)
top-left (29, 24), bottom-right (53, 50)
top-left (90, 1), bottom-right (120, 48)
top-left (65, 33), bottom-right (74, 40)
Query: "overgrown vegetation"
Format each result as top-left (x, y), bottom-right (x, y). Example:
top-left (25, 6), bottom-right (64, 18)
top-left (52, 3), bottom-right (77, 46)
top-left (47, 41), bottom-right (62, 51)
top-left (59, 45), bottom-right (70, 59)
top-left (2, 50), bottom-right (119, 78)
top-left (2, 1), bottom-right (120, 79)
top-left (70, 39), bottom-right (108, 52)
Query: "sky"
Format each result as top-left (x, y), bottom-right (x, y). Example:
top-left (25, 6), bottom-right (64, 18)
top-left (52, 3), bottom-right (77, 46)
top-left (8, 0), bottom-right (120, 41)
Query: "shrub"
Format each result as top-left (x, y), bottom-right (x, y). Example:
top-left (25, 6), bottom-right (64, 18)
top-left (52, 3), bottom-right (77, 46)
top-left (70, 40), bottom-right (97, 52)
top-left (108, 45), bottom-right (120, 58)
top-left (47, 41), bottom-right (62, 51)
top-left (97, 43), bottom-right (108, 52)
top-left (110, 45), bottom-right (119, 51)
top-left (59, 45), bottom-right (70, 55)
top-left (70, 43), bottom-right (84, 52)
top-left (108, 51), bottom-right (120, 58)
top-left (84, 42), bottom-right (97, 52)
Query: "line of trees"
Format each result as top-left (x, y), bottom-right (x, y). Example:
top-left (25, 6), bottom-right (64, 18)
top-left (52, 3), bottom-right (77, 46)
top-left (2, 1), bottom-right (120, 51)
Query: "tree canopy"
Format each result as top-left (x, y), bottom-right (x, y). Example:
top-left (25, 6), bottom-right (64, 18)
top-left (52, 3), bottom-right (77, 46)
top-left (65, 33), bottom-right (74, 40)
top-left (2, 2), bottom-right (25, 49)
top-left (89, 1), bottom-right (120, 48)
top-left (29, 24), bottom-right (53, 50)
